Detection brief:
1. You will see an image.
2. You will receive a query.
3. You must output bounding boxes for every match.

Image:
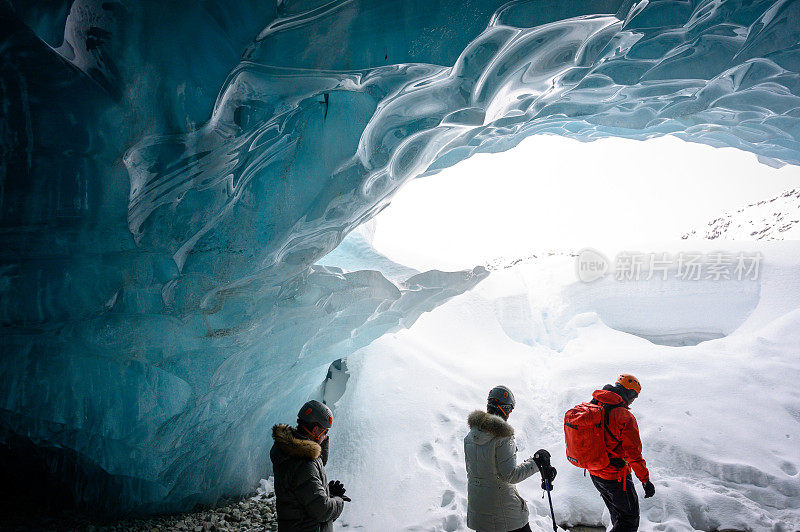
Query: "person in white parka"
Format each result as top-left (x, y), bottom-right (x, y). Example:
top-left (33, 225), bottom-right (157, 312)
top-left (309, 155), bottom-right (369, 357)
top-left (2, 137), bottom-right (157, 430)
top-left (464, 386), bottom-right (556, 532)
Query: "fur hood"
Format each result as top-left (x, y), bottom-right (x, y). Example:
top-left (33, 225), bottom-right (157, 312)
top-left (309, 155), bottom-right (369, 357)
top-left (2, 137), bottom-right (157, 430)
top-left (272, 424), bottom-right (321, 460)
top-left (467, 410), bottom-right (514, 438)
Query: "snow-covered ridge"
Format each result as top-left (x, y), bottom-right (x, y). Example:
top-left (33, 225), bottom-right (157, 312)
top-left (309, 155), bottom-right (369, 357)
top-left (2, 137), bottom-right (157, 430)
top-left (683, 188), bottom-right (800, 240)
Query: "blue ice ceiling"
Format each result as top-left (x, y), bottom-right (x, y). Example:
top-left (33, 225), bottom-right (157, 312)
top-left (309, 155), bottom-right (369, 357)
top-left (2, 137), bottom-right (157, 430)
top-left (2, 0), bottom-right (800, 515)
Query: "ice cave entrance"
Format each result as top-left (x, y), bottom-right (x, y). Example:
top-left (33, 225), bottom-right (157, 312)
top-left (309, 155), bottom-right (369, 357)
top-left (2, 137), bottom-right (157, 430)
top-left (367, 134), bottom-right (800, 272)
top-left (342, 133), bottom-right (800, 348)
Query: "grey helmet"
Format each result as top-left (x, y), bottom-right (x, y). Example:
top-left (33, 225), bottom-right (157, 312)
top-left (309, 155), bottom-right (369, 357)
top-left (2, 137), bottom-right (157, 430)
top-left (297, 400), bottom-right (333, 430)
top-left (487, 385), bottom-right (515, 417)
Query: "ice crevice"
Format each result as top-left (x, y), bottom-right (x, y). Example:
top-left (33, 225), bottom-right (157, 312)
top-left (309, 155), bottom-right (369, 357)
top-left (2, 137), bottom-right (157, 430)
top-left (2, 0), bottom-right (800, 515)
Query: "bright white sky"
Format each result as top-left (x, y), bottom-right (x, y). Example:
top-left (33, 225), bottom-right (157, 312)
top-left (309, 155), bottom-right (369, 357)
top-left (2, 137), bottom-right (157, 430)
top-left (370, 134), bottom-right (800, 271)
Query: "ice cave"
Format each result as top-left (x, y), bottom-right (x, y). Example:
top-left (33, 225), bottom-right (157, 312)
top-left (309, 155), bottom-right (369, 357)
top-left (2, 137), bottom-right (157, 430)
top-left (2, 0), bottom-right (800, 529)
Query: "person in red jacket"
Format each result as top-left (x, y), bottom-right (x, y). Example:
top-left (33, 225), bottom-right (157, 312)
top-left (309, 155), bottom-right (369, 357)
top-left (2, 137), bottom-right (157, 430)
top-left (588, 374), bottom-right (655, 532)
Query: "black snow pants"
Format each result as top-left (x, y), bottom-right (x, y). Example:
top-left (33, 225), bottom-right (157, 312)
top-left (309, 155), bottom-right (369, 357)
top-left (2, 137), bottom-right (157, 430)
top-left (591, 473), bottom-right (639, 532)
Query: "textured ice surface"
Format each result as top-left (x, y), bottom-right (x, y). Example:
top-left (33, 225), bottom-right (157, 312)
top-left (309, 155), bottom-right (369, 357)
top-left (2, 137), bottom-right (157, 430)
top-left (124, 0), bottom-right (800, 283)
top-left (3, 0), bottom-right (800, 513)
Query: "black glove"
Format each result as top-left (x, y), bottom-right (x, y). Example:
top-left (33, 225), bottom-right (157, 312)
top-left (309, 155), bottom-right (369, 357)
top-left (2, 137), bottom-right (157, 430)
top-left (643, 480), bottom-right (655, 498)
top-left (540, 465), bottom-right (557, 490)
top-left (532, 449), bottom-right (556, 490)
top-left (532, 449), bottom-right (551, 470)
top-left (329, 480), bottom-right (351, 502)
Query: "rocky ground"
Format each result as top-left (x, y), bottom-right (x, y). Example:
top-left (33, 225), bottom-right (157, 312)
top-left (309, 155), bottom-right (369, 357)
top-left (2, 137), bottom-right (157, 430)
top-left (2, 489), bottom-right (278, 532)
top-left (89, 492), bottom-right (279, 532)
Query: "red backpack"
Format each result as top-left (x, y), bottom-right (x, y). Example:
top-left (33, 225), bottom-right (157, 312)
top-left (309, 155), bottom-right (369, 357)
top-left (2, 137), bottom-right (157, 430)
top-left (563, 402), bottom-right (621, 470)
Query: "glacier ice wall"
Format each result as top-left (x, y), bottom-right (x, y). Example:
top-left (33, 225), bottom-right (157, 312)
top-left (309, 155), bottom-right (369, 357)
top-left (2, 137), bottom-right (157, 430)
top-left (2, 0), bottom-right (800, 514)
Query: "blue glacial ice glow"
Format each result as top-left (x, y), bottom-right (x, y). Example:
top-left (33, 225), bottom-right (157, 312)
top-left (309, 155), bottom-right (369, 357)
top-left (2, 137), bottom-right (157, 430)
top-left (2, 0), bottom-right (800, 514)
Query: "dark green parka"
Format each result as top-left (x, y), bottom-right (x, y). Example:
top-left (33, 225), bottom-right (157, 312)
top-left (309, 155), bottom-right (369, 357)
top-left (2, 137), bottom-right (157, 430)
top-left (270, 424), bottom-right (345, 532)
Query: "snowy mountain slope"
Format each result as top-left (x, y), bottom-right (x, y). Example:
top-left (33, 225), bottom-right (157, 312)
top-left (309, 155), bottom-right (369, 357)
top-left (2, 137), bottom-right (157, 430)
top-left (322, 242), bottom-right (800, 531)
top-left (683, 188), bottom-right (800, 241)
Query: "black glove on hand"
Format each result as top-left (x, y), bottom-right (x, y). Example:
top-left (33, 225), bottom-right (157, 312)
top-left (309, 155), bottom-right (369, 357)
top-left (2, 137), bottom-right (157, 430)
top-left (643, 480), bottom-right (655, 498)
top-left (532, 449), bottom-right (551, 470)
top-left (329, 480), bottom-right (351, 502)
top-left (532, 449), bottom-right (556, 490)
top-left (538, 465), bottom-right (557, 491)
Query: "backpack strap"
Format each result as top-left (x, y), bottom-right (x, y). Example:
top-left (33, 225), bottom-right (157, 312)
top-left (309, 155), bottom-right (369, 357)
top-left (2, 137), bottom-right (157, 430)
top-left (602, 403), bottom-right (624, 457)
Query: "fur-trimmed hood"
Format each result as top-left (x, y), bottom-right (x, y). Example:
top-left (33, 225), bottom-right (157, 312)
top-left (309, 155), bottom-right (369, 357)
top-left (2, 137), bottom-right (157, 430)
top-left (467, 410), bottom-right (514, 438)
top-left (272, 424), bottom-right (321, 460)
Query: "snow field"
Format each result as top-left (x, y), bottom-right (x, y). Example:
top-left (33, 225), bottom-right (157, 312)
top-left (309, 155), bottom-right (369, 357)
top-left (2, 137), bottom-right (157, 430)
top-left (324, 244), bottom-right (800, 531)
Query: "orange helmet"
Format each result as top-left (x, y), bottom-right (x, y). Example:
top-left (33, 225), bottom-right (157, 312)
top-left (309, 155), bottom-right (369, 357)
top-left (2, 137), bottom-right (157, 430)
top-left (616, 374), bottom-right (642, 395)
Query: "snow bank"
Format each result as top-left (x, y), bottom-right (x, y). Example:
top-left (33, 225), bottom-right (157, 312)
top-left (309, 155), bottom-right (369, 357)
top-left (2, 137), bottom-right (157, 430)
top-left (323, 242), bottom-right (800, 531)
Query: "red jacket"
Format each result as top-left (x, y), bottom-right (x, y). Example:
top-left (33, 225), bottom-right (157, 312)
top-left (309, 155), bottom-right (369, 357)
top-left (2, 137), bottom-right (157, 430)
top-left (588, 389), bottom-right (649, 482)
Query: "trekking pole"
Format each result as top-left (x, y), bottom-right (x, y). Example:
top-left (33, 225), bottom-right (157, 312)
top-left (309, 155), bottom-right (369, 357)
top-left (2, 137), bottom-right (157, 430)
top-left (534, 449), bottom-right (558, 532)
top-left (543, 478), bottom-right (557, 532)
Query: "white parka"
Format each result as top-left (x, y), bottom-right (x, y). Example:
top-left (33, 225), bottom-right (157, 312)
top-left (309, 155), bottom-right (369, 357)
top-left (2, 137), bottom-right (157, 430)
top-left (463, 410), bottom-right (540, 532)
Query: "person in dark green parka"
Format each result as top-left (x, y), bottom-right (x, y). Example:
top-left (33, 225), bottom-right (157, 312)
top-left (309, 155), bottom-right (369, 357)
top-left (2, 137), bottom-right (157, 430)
top-left (270, 400), bottom-right (348, 532)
